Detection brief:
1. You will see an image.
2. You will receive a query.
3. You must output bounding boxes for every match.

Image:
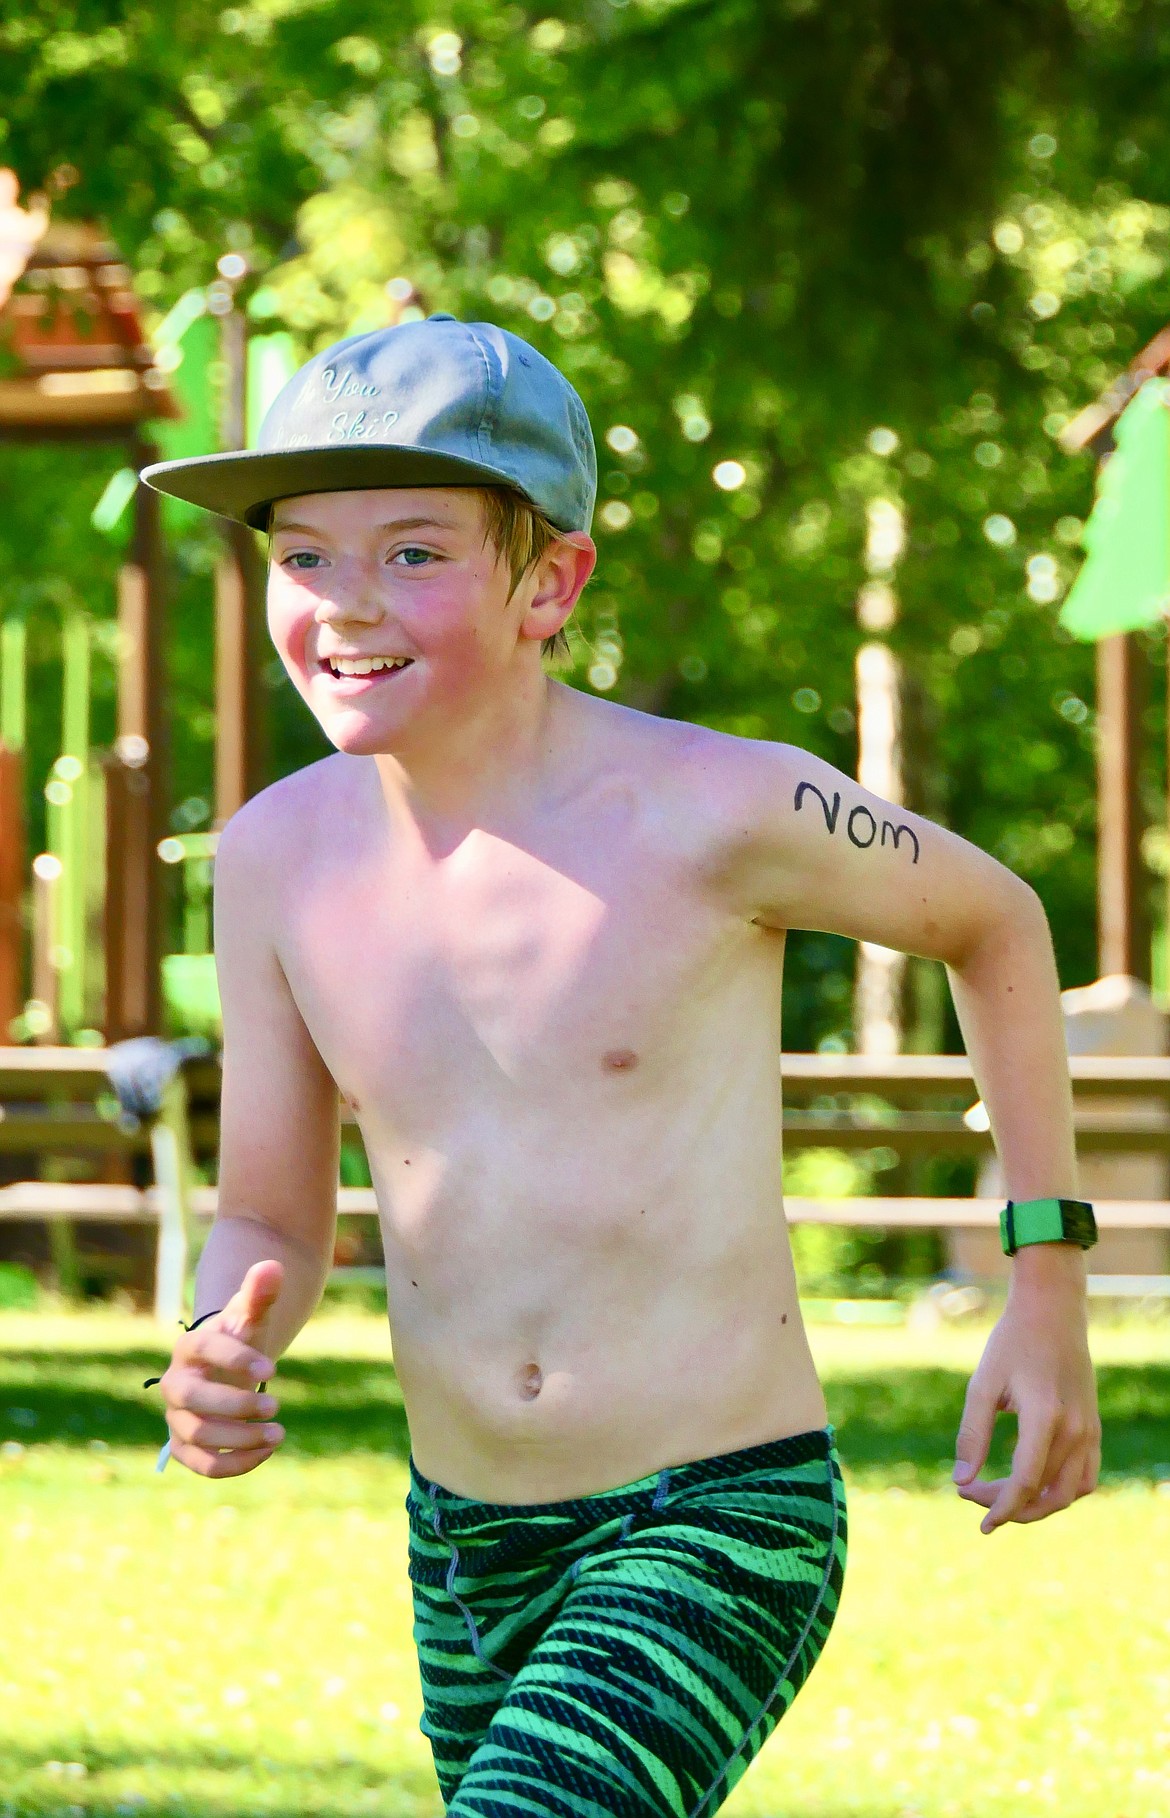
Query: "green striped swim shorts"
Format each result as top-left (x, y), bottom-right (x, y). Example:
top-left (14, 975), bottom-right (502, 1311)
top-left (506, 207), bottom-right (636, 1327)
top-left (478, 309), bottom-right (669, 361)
top-left (407, 1422), bottom-right (847, 1816)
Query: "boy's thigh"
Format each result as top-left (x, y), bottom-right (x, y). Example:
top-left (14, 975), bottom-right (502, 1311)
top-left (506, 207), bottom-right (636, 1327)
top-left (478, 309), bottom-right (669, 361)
top-left (445, 1461), bottom-right (847, 1818)
top-left (411, 1574), bottom-right (516, 1806)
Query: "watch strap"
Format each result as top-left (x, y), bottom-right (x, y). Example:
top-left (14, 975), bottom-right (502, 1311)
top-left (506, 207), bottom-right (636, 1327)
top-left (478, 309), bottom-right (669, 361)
top-left (1000, 1197), bottom-right (1098, 1256)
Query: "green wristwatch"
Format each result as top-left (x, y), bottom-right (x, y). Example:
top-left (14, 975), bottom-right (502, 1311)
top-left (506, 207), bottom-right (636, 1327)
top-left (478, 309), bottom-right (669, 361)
top-left (999, 1197), bottom-right (1098, 1257)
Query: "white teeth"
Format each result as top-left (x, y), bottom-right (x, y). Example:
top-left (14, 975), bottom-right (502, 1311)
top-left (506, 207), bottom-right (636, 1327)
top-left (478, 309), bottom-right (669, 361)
top-left (328, 656), bottom-right (410, 675)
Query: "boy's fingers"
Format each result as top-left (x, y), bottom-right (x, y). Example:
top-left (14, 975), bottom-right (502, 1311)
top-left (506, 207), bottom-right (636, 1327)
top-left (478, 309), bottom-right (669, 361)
top-left (1079, 1437), bottom-right (1102, 1496)
top-left (956, 1475), bottom-right (1005, 1509)
top-left (221, 1259), bottom-right (284, 1342)
top-left (168, 1408), bottom-right (283, 1451)
top-left (953, 1386), bottom-right (995, 1485)
top-left (1010, 1445), bottom-right (1088, 1521)
top-left (178, 1377), bottom-right (279, 1420)
top-left (168, 1438), bottom-right (277, 1478)
top-left (980, 1402), bottom-right (1059, 1532)
top-left (179, 1329), bottom-right (275, 1381)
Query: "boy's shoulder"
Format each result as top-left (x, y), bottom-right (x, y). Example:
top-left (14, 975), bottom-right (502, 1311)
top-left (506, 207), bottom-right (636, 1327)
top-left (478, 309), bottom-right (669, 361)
top-left (579, 690), bottom-right (813, 816)
top-left (567, 689), bottom-right (823, 879)
top-left (215, 753), bottom-right (353, 863)
top-left (569, 684), bottom-right (806, 778)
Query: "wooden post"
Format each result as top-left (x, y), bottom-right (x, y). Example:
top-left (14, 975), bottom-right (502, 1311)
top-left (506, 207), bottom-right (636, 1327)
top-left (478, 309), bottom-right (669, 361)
top-left (110, 440), bottom-right (170, 1036)
top-left (214, 304), bottom-right (266, 824)
top-left (221, 305), bottom-right (247, 452)
top-left (102, 750), bottom-right (151, 1039)
top-left (1096, 631), bottom-right (1150, 981)
top-left (30, 853), bottom-right (61, 1041)
top-left (151, 1069), bottom-right (195, 1324)
top-left (0, 614), bottom-right (27, 1038)
top-left (214, 523), bottom-right (267, 824)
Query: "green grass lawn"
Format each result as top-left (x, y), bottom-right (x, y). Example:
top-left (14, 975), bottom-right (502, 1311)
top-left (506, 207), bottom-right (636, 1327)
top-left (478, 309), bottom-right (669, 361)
top-left (1, 1305), bottom-right (1168, 1818)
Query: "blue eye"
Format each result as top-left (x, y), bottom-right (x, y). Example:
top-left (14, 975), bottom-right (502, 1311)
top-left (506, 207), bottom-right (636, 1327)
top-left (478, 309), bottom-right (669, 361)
top-left (396, 547), bottom-right (433, 566)
top-left (285, 551), bottom-right (324, 570)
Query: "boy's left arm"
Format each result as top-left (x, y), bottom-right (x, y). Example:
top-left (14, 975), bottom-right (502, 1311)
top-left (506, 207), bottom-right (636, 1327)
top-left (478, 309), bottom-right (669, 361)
top-left (703, 735), bottom-right (1101, 1534)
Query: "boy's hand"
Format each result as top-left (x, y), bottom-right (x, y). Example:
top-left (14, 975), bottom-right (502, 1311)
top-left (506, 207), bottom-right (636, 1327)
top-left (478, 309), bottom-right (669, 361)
top-left (952, 1290), bottom-right (1100, 1533)
top-left (158, 1260), bottom-right (286, 1478)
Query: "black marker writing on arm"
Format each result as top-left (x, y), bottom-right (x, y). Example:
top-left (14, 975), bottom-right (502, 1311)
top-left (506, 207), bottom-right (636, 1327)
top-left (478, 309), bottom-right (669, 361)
top-left (794, 780), bottom-right (920, 864)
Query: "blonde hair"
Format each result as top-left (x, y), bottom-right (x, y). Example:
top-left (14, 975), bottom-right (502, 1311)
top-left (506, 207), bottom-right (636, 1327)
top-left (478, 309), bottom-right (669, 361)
top-left (474, 487), bottom-right (573, 663)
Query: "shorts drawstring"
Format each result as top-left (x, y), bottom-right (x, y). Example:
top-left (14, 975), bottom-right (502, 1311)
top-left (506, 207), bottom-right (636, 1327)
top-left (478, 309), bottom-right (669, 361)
top-left (429, 1488), bottom-right (515, 1684)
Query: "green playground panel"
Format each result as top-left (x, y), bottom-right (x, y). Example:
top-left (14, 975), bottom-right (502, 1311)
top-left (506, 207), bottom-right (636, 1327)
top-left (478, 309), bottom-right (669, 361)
top-left (162, 952), bottom-right (222, 1039)
top-left (1061, 377), bottom-right (1170, 640)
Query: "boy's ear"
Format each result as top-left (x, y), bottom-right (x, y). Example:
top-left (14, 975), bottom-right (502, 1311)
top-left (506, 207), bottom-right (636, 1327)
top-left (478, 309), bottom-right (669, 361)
top-left (518, 533), bottom-right (596, 645)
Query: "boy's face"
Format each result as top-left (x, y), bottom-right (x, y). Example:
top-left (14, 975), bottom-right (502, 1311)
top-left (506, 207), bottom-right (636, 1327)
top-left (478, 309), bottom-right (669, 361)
top-left (267, 487), bottom-right (583, 758)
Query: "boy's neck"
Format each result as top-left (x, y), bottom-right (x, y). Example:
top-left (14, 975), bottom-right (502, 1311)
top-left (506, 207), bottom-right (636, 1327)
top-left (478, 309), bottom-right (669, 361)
top-left (371, 670), bottom-right (569, 856)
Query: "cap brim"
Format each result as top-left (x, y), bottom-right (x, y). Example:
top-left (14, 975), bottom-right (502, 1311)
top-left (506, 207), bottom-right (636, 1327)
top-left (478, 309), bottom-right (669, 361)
top-left (139, 444), bottom-right (536, 530)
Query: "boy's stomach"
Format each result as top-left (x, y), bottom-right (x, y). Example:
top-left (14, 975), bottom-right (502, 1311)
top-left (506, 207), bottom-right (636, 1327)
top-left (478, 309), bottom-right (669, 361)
top-left (384, 1195), bottom-right (828, 1502)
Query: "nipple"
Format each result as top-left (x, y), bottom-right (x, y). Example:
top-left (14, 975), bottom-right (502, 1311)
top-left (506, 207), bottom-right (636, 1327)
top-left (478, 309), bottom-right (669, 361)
top-left (602, 1048), bottom-right (638, 1073)
top-left (518, 1362), bottom-right (543, 1401)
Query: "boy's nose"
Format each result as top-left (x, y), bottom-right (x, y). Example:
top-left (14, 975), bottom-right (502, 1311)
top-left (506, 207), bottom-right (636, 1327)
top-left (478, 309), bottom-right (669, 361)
top-left (314, 587), bottom-right (385, 627)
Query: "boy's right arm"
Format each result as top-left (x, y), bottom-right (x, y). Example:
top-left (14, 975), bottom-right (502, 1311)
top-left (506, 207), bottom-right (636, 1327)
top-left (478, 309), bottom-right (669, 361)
top-left (158, 803), bottom-right (341, 1478)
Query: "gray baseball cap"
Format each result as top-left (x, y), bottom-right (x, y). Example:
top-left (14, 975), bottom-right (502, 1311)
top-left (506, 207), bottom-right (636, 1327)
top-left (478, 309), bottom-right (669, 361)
top-left (140, 314), bottom-right (597, 533)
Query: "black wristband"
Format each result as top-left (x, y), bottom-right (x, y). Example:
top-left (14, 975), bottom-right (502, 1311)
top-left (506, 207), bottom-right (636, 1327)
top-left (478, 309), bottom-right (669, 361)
top-left (142, 1307), bottom-right (226, 1390)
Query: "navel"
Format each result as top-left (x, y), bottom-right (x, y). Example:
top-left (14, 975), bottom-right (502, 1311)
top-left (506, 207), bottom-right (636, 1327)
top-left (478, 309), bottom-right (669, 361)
top-left (518, 1362), bottom-right (543, 1401)
top-left (602, 1048), bottom-right (638, 1073)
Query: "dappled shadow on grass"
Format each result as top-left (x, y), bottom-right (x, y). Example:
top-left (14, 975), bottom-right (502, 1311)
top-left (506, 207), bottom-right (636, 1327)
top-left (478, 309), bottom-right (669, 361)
top-left (825, 1362), bottom-right (1170, 1486)
top-left (0, 1732), bottom-right (441, 1818)
top-left (1, 1348), bottom-right (1167, 1485)
top-left (0, 1732), bottom-right (923, 1818)
top-left (0, 1350), bottom-right (411, 1460)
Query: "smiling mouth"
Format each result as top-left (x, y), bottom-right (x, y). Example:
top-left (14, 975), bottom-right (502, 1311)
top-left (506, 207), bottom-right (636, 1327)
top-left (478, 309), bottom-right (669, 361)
top-left (319, 658), bottom-right (414, 682)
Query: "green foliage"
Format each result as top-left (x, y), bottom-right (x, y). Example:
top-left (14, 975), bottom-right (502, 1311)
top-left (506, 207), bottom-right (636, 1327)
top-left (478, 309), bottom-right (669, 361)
top-left (160, 953), bottom-right (221, 1038)
top-left (7, 2), bottom-right (1170, 1028)
top-left (785, 1147), bottom-right (946, 1291)
top-left (0, 1262), bottom-right (41, 1310)
top-left (339, 1140), bottom-right (374, 1188)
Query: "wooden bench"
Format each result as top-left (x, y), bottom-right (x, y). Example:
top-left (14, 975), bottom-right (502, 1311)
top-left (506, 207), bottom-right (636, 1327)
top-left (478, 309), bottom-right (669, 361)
top-left (779, 1052), bottom-right (1170, 1153)
top-left (4, 1047), bottom-right (1170, 1319)
top-left (0, 1043), bottom-right (206, 1322)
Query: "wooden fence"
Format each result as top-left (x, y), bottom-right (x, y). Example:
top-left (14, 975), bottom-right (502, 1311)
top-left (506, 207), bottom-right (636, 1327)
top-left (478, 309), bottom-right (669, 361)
top-left (2, 1046), bottom-right (1168, 1322)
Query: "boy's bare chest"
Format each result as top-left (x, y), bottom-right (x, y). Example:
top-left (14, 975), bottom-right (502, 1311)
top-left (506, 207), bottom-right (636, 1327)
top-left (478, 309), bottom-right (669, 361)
top-left (275, 822), bottom-right (757, 1117)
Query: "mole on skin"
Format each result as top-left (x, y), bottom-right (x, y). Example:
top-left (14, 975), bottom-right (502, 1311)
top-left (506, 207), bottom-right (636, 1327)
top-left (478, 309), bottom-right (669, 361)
top-left (602, 1048), bottom-right (638, 1073)
top-left (518, 1362), bottom-right (543, 1400)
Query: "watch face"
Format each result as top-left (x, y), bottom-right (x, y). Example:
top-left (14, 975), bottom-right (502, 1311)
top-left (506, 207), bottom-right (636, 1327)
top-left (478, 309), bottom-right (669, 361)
top-left (1060, 1200), bottom-right (1098, 1249)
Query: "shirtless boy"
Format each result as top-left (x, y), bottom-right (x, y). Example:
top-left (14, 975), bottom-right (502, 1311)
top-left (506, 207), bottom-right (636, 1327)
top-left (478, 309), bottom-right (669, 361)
top-left (143, 315), bottom-right (1100, 1818)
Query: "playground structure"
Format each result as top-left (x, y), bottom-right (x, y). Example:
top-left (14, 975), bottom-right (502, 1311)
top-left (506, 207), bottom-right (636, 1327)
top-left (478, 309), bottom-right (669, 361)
top-left (0, 181), bottom-right (269, 1053)
top-left (1060, 324), bottom-right (1170, 989)
top-left (0, 183), bottom-right (276, 1299)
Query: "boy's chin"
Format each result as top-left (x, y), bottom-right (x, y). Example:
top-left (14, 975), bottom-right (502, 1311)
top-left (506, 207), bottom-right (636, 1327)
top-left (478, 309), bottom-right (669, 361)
top-left (316, 714), bottom-right (408, 757)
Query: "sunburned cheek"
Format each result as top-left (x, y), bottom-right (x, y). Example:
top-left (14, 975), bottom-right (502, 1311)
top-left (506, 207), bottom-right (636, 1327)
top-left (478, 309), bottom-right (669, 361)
top-left (418, 621), bottom-right (501, 700)
top-left (265, 598), bottom-right (306, 674)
